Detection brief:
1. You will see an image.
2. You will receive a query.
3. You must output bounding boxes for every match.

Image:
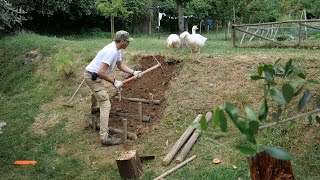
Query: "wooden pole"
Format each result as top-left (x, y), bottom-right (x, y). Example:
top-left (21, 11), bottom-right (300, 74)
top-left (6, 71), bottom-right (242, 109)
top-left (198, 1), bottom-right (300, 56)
top-left (114, 96), bottom-right (161, 105)
top-left (175, 112), bottom-right (212, 163)
top-left (162, 114), bottom-right (202, 166)
top-left (154, 155), bottom-right (197, 180)
top-left (235, 27), bottom-right (282, 45)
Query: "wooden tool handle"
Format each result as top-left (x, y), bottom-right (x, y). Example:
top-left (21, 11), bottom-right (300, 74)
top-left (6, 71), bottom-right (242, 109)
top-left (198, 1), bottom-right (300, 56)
top-left (122, 63), bottom-right (161, 84)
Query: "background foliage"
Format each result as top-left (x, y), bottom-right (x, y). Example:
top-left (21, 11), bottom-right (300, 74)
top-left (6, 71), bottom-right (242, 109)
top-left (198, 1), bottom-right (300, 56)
top-left (1, 0), bottom-right (320, 36)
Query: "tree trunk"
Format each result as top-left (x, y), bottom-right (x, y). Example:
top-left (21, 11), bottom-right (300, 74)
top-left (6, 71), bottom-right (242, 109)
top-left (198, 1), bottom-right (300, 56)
top-left (248, 151), bottom-right (294, 180)
top-left (177, 0), bottom-right (184, 33)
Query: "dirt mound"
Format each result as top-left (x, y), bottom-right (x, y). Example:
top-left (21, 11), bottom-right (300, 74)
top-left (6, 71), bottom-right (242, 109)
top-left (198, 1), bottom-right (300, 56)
top-left (103, 55), bottom-right (180, 136)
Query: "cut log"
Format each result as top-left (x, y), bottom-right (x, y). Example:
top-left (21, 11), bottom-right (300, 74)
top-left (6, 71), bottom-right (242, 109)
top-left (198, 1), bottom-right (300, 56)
top-left (162, 114), bottom-right (203, 166)
top-left (248, 150), bottom-right (294, 180)
top-left (116, 150), bottom-right (143, 179)
top-left (175, 112), bottom-right (213, 163)
top-left (115, 96), bottom-right (161, 105)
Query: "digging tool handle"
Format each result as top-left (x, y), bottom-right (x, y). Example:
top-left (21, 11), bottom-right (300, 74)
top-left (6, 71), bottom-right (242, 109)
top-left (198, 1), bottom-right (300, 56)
top-left (122, 63), bottom-right (161, 84)
top-left (65, 79), bottom-right (85, 104)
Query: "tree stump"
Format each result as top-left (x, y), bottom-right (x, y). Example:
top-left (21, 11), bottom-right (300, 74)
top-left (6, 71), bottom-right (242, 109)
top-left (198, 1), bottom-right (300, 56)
top-left (248, 151), bottom-right (294, 180)
top-left (116, 150), bottom-right (143, 179)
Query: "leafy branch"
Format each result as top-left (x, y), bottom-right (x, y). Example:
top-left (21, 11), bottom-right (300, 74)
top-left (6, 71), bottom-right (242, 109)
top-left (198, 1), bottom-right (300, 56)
top-left (213, 59), bottom-right (320, 159)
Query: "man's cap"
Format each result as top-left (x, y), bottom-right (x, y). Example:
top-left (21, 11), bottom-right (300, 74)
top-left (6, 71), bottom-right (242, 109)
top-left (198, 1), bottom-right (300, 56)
top-left (114, 30), bottom-right (133, 42)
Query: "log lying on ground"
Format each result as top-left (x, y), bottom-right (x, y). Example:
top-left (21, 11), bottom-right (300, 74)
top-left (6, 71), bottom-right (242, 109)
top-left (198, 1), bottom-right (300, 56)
top-left (109, 128), bottom-right (138, 140)
top-left (115, 96), bottom-right (161, 105)
top-left (175, 112), bottom-right (213, 163)
top-left (91, 108), bottom-right (151, 122)
top-left (154, 155), bottom-right (197, 180)
top-left (162, 114), bottom-right (202, 166)
top-left (116, 150), bottom-right (143, 179)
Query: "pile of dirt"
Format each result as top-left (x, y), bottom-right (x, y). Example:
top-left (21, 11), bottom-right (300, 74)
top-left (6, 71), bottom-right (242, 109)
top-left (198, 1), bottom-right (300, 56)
top-left (104, 55), bottom-right (180, 136)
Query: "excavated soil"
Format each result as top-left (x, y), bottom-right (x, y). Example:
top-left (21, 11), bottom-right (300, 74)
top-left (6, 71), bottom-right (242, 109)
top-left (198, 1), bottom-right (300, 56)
top-left (105, 55), bottom-right (180, 136)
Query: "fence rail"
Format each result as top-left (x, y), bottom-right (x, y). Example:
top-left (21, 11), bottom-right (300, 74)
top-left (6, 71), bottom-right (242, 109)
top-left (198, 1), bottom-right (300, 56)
top-left (232, 19), bottom-right (320, 48)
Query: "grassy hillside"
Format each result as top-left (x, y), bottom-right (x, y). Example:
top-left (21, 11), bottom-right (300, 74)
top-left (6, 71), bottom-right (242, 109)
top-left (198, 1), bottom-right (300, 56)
top-left (0, 31), bottom-right (319, 179)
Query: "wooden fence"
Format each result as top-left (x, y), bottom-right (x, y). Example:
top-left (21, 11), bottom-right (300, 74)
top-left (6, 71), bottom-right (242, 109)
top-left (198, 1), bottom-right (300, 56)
top-left (232, 19), bottom-right (320, 48)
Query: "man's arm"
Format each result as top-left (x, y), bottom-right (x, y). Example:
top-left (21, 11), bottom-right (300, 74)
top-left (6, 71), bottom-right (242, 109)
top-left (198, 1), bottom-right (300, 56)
top-left (98, 63), bottom-right (115, 84)
top-left (116, 61), bottom-right (135, 75)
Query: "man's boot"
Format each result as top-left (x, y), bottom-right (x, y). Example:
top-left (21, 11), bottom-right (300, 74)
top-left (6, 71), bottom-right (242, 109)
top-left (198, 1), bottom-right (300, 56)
top-left (101, 134), bottom-right (123, 146)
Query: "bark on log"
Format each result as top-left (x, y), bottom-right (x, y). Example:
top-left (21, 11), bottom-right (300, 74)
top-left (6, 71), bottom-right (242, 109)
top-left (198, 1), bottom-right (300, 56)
top-left (175, 112), bottom-right (213, 163)
top-left (109, 128), bottom-right (138, 140)
top-left (116, 150), bottom-right (143, 179)
top-left (162, 114), bottom-right (202, 166)
top-left (115, 96), bottom-right (161, 105)
top-left (248, 150), bottom-right (294, 180)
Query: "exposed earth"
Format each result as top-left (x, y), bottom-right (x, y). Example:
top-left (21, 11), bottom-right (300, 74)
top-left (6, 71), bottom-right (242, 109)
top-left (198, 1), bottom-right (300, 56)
top-left (93, 55), bottom-right (181, 137)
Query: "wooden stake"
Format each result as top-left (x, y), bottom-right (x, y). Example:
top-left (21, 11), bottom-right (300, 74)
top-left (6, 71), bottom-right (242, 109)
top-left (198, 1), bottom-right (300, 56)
top-left (138, 102), bottom-right (142, 122)
top-left (162, 114), bottom-right (202, 166)
top-left (149, 93), bottom-right (154, 105)
top-left (122, 118), bottom-right (127, 141)
top-left (155, 155), bottom-right (197, 180)
top-left (175, 112), bottom-right (212, 163)
top-left (91, 114), bottom-right (97, 131)
top-left (117, 88), bottom-right (122, 102)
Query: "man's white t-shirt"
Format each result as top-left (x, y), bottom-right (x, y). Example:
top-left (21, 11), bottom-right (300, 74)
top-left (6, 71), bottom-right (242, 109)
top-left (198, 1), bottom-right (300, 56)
top-left (86, 41), bottom-right (122, 74)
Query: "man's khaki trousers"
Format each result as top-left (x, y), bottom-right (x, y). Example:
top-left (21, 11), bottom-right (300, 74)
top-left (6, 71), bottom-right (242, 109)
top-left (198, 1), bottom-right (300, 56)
top-left (84, 71), bottom-right (111, 140)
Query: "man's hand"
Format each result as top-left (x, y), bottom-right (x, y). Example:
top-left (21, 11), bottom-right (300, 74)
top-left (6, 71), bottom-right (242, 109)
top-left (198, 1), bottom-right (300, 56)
top-left (113, 80), bottom-right (123, 89)
top-left (133, 71), bottom-right (142, 79)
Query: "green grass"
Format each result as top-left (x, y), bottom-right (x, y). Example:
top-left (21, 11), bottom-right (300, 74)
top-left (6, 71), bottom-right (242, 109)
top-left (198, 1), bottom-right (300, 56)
top-left (0, 31), bottom-right (319, 179)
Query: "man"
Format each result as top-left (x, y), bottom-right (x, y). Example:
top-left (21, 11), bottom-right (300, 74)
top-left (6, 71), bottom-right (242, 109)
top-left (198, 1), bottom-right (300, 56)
top-left (84, 30), bottom-right (141, 146)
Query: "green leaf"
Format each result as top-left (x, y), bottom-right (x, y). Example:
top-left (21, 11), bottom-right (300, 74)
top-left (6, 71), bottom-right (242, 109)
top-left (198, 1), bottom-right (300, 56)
top-left (199, 115), bottom-right (208, 131)
top-left (249, 120), bottom-right (259, 134)
top-left (258, 100), bottom-right (268, 121)
top-left (298, 90), bottom-right (312, 112)
top-left (236, 145), bottom-right (257, 155)
top-left (297, 72), bottom-right (306, 79)
top-left (264, 146), bottom-right (294, 160)
top-left (223, 101), bottom-right (239, 123)
top-left (214, 107), bottom-right (227, 132)
top-left (282, 83), bottom-right (294, 104)
top-left (191, 122), bottom-right (202, 132)
top-left (245, 107), bottom-right (258, 121)
top-left (264, 65), bottom-right (275, 82)
top-left (258, 65), bottom-right (263, 76)
top-left (270, 88), bottom-right (287, 105)
top-left (250, 75), bottom-right (264, 80)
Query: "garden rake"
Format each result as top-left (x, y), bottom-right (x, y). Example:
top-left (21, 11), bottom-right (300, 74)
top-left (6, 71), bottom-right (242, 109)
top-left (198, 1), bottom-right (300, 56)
top-left (63, 79), bottom-right (85, 107)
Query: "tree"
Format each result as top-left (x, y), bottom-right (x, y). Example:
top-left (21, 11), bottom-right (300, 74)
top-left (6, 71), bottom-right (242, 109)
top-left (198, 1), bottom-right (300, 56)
top-left (0, 0), bottom-right (25, 36)
top-left (96, 0), bottom-right (132, 37)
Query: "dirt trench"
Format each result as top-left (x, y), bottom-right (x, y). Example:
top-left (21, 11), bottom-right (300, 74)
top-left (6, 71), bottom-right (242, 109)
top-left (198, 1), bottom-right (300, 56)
top-left (95, 55), bottom-right (180, 136)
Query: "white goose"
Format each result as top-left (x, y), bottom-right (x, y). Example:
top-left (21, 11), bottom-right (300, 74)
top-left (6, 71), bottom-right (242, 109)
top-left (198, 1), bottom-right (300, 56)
top-left (180, 25), bottom-right (207, 53)
top-left (167, 34), bottom-right (180, 48)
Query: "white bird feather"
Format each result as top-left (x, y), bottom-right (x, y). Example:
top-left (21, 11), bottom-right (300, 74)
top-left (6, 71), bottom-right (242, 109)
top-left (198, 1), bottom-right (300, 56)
top-left (167, 34), bottom-right (180, 48)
